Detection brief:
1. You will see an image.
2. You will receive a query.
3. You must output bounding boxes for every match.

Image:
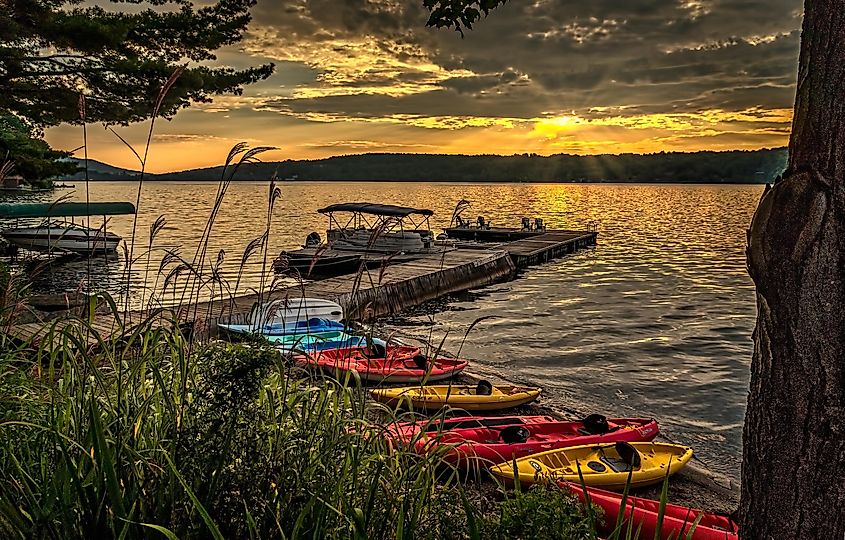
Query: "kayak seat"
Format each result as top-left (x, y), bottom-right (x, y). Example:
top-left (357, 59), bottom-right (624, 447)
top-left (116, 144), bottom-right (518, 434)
top-left (500, 426), bottom-right (530, 444)
top-left (580, 414), bottom-right (611, 435)
top-left (600, 442), bottom-right (642, 473)
top-left (600, 455), bottom-right (636, 473)
top-left (411, 354), bottom-right (428, 370)
top-left (476, 380), bottom-right (494, 396)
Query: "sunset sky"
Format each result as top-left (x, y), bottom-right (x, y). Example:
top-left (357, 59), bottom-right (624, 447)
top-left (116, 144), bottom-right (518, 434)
top-left (45, 0), bottom-right (803, 173)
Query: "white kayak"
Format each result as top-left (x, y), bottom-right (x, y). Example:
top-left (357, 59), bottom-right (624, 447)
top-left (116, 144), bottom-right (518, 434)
top-left (218, 298), bottom-right (343, 335)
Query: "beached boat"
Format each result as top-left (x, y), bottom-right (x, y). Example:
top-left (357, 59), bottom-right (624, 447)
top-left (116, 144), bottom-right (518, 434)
top-left (389, 415), bottom-right (659, 467)
top-left (274, 203), bottom-right (443, 277)
top-left (489, 441), bottom-right (693, 489)
top-left (269, 331), bottom-right (386, 353)
top-left (219, 316), bottom-right (345, 337)
top-left (563, 483), bottom-right (738, 540)
top-left (386, 415), bottom-right (556, 444)
top-left (218, 299), bottom-right (343, 335)
top-left (295, 345), bottom-right (468, 384)
top-left (369, 381), bottom-right (541, 411)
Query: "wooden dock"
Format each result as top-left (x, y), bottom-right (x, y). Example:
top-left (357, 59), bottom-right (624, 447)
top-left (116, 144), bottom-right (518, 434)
top-left (4, 229), bottom-right (597, 349)
top-left (5, 249), bottom-right (516, 347)
top-left (505, 230), bottom-right (598, 267)
top-left (204, 248), bottom-right (516, 326)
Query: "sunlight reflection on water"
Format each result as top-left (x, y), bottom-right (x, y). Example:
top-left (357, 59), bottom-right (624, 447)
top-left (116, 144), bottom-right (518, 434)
top-left (14, 180), bottom-right (760, 480)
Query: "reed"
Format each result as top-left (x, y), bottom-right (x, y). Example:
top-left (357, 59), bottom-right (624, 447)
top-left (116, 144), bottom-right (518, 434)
top-left (0, 76), bottom-right (700, 540)
top-left (0, 315), bottom-right (472, 539)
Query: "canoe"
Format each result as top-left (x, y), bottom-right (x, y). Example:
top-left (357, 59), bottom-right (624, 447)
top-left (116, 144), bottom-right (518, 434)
top-left (369, 382), bottom-right (541, 412)
top-left (295, 345), bottom-right (468, 384)
top-left (391, 415), bottom-right (659, 467)
top-left (269, 331), bottom-right (386, 353)
top-left (219, 317), bottom-right (346, 337)
top-left (489, 441), bottom-right (693, 489)
top-left (218, 298), bottom-right (343, 335)
top-left (562, 483), bottom-right (738, 540)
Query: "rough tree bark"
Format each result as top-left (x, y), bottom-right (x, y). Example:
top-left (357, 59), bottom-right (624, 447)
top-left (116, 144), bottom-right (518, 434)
top-left (742, 0), bottom-right (845, 537)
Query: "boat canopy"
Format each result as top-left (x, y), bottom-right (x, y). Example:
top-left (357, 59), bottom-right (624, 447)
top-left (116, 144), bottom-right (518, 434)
top-left (0, 202), bottom-right (136, 218)
top-left (318, 202), bottom-right (434, 218)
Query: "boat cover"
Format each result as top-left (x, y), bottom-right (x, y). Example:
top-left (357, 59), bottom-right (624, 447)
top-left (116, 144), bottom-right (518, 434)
top-left (317, 202), bottom-right (434, 217)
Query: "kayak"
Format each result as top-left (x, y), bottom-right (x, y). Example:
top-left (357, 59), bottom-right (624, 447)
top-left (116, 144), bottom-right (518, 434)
top-left (562, 482), bottom-right (738, 540)
top-left (369, 382), bottom-right (541, 412)
top-left (218, 298), bottom-right (343, 334)
top-left (269, 331), bottom-right (386, 353)
top-left (391, 415), bottom-right (659, 467)
top-left (219, 317), bottom-right (346, 336)
top-left (387, 415), bottom-right (557, 442)
top-left (295, 345), bottom-right (468, 384)
top-left (489, 441), bottom-right (693, 489)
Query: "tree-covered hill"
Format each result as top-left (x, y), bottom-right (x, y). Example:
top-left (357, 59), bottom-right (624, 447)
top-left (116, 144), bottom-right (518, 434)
top-left (67, 147), bottom-right (787, 183)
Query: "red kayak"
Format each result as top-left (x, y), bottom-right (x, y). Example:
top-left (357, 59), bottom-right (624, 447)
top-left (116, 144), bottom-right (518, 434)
top-left (295, 345), bottom-right (468, 383)
top-left (390, 414), bottom-right (659, 467)
top-left (386, 415), bottom-right (556, 445)
top-left (563, 483), bottom-right (738, 540)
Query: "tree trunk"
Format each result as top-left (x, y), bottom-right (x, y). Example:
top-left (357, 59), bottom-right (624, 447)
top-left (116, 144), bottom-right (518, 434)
top-left (741, 0), bottom-right (845, 537)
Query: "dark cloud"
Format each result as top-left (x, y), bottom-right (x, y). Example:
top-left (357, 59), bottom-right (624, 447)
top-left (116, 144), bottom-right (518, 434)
top-left (238, 0), bottom-right (802, 125)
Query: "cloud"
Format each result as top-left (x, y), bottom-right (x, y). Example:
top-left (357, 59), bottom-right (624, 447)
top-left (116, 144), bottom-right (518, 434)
top-left (46, 0), bottom-right (804, 169)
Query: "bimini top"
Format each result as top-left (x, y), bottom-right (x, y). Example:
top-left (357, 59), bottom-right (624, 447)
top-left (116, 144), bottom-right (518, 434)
top-left (0, 202), bottom-right (137, 218)
top-left (317, 202), bottom-right (434, 218)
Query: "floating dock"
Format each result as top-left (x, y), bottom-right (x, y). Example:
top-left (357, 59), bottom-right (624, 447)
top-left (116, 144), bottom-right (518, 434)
top-left (5, 229), bottom-right (597, 349)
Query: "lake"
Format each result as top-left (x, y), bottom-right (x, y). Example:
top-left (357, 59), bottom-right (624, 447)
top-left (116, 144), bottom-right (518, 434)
top-left (9, 181), bottom-right (761, 481)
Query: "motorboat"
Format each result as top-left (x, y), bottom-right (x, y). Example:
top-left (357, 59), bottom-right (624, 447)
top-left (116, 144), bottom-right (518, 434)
top-left (1, 221), bottom-right (121, 254)
top-left (274, 202), bottom-right (444, 277)
top-left (0, 201), bottom-right (135, 256)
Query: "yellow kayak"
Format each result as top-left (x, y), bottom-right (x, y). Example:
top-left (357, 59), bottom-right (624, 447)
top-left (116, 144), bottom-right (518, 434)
top-left (369, 381), bottom-right (541, 412)
top-left (489, 441), bottom-right (692, 490)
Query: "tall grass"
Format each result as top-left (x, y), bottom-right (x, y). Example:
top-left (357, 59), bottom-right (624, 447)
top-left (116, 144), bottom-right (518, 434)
top-left (0, 311), bottom-right (476, 539)
top-left (0, 76), bottom-right (696, 540)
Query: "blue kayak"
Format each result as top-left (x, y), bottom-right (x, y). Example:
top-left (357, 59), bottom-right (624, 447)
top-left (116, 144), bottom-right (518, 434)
top-left (269, 331), bottom-right (386, 353)
top-left (218, 317), bottom-right (346, 336)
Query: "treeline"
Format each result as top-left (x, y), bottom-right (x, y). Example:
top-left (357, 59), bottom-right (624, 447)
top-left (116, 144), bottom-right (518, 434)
top-left (73, 148), bottom-right (788, 183)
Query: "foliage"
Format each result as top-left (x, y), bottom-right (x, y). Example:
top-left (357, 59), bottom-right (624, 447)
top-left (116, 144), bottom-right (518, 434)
top-left (0, 114), bottom-right (77, 183)
top-left (0, 309), bottom-right (607, 539)
top-left (0, 316), bottom-right (463, 539)
top-left (0, 260), bottom-right (33, 330)
top-left (0, 0), bottom-right (273, 184)
top-left (484, 485), bottom-right (595, 540)
top-left (424, 0), bottom-right (509, 34)
top-left (0, 0), bottom-right (274, 127)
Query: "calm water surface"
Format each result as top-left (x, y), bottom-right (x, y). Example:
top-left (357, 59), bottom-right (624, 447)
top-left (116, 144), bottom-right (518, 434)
top-left (14, 181), bottom-right (760, 481)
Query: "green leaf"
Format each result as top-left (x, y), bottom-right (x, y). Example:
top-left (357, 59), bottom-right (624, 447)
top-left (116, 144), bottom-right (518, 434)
top-left (161, 451), bottom-right (224, 540)
top-left (139, 523), bottom-right (181, 540)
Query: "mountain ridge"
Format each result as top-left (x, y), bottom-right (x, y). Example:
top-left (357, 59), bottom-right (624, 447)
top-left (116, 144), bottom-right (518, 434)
top-left (61, 148), bottom-right (788, 184)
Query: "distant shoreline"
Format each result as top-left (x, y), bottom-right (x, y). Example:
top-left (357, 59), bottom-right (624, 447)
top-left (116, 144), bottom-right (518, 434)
top-left (62, 147), bottom-right (787, 184)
